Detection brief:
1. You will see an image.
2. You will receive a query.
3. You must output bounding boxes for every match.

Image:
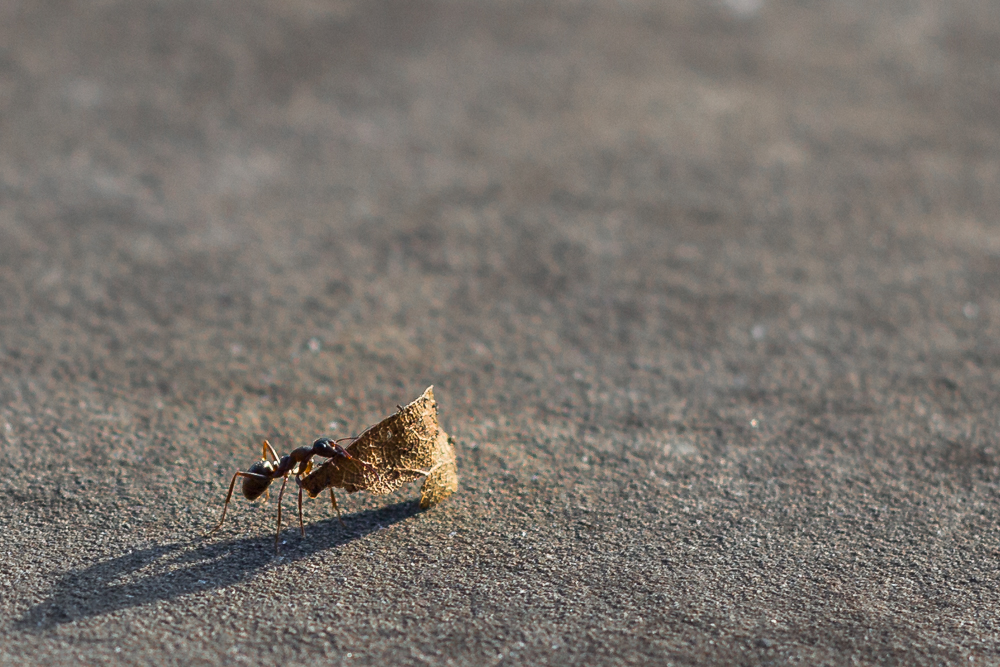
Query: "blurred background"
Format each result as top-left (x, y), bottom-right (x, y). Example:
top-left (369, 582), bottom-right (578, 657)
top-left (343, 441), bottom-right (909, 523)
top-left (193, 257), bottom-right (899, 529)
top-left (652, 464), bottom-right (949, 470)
top-left (1, 0), bottom-right (999, 664)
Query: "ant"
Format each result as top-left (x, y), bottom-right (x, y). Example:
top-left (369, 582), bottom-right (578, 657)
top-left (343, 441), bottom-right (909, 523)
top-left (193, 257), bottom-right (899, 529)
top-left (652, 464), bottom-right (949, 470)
top-left (209, 437), bottom-right (377, 552)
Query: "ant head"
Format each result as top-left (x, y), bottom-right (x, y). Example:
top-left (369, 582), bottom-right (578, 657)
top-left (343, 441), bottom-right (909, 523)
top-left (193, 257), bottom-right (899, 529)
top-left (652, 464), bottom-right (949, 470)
top-left (241, 459), bottom-right (275, 501)
top-left (312, 438), bottom-right (336, 457)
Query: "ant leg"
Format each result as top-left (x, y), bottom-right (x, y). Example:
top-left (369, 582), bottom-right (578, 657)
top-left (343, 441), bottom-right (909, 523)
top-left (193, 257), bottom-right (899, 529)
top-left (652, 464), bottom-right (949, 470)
top-left (295, 459), bottom-right (312, 537)
top-left (208, 471), bottom-right (270, 535)
top-left (296, 461), bottom-right (314, 537)
top-left (250, 442), bottom-right (279, 505)
top-left (274, 475), bottom-right (290, 553)
top-left (297, 484), bottom-right (306, 537)
top-left (209, 471), bottom-right (241, 535)
top-left (330, 488), bottom-right (346, 527)
top-left (262, 440), bottom-right (280, 463)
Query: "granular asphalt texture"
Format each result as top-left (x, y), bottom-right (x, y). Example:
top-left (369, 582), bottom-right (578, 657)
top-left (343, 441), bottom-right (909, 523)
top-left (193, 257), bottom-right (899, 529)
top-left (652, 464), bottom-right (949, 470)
top-left (2, 1), bottom-right (1000, 665)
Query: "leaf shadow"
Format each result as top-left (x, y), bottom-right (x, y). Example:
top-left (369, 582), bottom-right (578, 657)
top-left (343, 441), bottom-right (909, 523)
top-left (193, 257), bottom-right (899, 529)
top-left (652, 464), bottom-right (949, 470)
top-left (17, 500), bottom-right (422, 631)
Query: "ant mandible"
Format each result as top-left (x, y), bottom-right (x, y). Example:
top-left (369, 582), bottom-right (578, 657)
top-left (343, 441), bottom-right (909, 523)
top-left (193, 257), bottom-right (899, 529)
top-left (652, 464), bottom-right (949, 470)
top-left (209, 437), bottom-right (376, 552)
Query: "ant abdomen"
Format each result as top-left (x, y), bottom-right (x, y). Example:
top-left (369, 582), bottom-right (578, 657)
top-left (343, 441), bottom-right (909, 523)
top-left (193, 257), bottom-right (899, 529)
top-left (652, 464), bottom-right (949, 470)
top-left (241, 460), bottom-right (275, 500)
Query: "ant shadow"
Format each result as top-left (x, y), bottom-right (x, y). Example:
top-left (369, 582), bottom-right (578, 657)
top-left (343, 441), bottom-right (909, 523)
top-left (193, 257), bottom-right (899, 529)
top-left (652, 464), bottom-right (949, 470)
top-left (17, 500), bottom-right (422, 632)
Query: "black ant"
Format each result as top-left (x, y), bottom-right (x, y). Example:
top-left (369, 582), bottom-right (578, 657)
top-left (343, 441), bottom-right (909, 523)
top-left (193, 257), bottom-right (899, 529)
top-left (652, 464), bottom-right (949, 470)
top-left (209, 437), bottom-right (377, 552)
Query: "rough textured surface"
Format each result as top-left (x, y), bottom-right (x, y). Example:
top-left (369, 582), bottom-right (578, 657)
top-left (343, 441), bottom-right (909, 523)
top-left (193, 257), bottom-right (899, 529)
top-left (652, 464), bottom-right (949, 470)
top-left (300, 385), bottom-right (458, 505)
top-left (2, 0), bottom-right (1000, 665)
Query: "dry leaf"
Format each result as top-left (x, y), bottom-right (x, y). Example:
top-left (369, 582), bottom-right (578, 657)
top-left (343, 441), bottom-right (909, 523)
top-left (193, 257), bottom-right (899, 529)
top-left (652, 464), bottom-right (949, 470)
top-left (300, 386), bottom-right (458, 508)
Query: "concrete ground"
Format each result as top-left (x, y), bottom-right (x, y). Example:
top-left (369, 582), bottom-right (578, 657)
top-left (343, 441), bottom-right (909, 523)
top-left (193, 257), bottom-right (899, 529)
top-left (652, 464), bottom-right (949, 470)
top-left (2, 0), bottom-right (1000, 664)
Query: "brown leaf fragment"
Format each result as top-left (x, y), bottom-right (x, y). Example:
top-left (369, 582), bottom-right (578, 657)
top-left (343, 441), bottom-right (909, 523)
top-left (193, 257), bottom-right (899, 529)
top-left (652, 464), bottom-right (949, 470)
top-left (300, 386), bottom-right (459, 507)
top-left (419, 432), bottom-right (458, 509)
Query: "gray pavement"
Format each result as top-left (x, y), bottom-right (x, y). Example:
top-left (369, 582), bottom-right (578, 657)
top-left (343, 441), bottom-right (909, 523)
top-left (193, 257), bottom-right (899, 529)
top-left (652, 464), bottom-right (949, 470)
top-left (2, 0), bottom-right (1000, 664)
